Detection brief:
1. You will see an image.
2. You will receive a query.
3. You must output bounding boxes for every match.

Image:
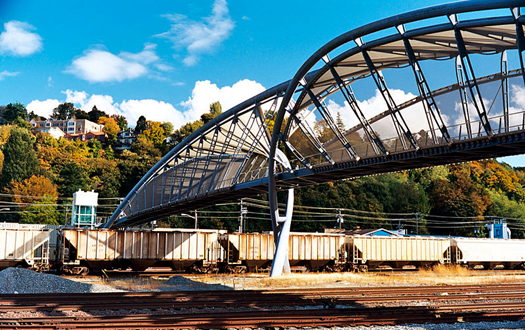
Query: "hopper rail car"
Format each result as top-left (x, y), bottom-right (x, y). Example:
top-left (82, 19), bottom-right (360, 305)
top-left (0, 224), bottom-right (524, 275)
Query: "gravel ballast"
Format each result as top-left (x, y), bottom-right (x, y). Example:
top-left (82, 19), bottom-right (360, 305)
top-left (0, 268), bottom-right (122, 294)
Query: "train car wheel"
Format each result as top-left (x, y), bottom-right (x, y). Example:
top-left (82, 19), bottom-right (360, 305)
top-left (80, 267), bottom-right (89, 276)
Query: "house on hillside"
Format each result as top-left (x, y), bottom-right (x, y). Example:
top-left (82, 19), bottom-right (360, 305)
top-left (114, 128), bottom-right (137, 152)
top-left (65, 131), bottom-right (107, 143)
top-left (31, 126), bottom-right (66, 139)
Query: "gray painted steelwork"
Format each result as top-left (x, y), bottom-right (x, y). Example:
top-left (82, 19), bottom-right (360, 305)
top-left (105, 0), bottom-right (525, 275)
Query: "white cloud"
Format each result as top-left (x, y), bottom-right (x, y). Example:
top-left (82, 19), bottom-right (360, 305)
top-left (67, 49), bottom-right (148, 83)
top-left (157, 0), bottom-right (234, 66)
top-left (26, 78), bottom-right (265, 130)
top-left (0, 21), bottom-right (42, 56)
top-left (27, 99), bottom-right (60, 118)
top-left (119, 100), bottom-right (186, 127)
top-left (0, 70), bottom-right (19, 80)
top-left (66, 44), bottom-right (171, 83)
top-left (180, 79), bottom-right (265, 121)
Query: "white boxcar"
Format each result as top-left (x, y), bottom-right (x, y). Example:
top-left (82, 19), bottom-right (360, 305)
top-left (59, 228), bottom-right (224, 274)
top-left (451, 237), bottom-right (525, 269)
top-left (346, 235), bottom-right (452, 271)
top-left (220, 232), bottom-right (345, 272)
top-left (0, 227), bottom-right (50, 271)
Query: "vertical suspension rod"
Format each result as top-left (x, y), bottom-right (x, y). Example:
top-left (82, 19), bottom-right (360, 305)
top-left (456, 56), bottom-right (472, 139)
top-left (501, 50), bottom-right (509, 133)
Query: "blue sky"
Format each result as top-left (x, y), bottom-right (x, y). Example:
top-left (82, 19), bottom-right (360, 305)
top-left (1, 0), bottom-right (524, 166)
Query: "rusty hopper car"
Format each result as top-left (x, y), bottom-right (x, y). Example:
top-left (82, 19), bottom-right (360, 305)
top-left (219, 232), bottom-right (345, 272)
top-left (0, 227), bottom-right (50, 272)
top-left (58, 228), bottom-right (224, 275)
top-left (451, 237), bottom-right (525, 269)
top-left (345, 235), bottom-right (452, 271)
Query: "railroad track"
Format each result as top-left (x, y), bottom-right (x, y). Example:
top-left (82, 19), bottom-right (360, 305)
top-left (1, 303), bottom-right (525, 329)
top-left (1, 283), bottom-right (525, 329)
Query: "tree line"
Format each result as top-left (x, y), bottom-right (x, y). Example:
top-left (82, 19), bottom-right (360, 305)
top-left (0, 101), bottom-right (524, 238)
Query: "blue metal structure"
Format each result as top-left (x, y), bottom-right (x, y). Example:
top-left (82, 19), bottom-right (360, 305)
top-left (105, 0), bottom-right (525, 276)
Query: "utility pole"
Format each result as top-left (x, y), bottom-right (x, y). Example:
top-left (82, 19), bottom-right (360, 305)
top-left (239, 199), bottom-right (248, 233)
top-left (337, 209), bottom-right (344, 229)
top-left (194, 209), bottom-right (198, 229)
top-left (415, 212), bottom-right (421, 235)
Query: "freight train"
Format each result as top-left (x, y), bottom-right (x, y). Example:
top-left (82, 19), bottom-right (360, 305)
top-left (1, 223), bottom-right (524, 275)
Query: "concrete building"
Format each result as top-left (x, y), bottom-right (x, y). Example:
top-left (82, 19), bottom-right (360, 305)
top-left (31, 118), bottom-right (103, 135)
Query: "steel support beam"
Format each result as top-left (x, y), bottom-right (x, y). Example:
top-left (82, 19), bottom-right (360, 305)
top-left (356, 38), bottom-right (418, 150)
top-left (501, 50), bottom-right (509, 132)
top-left (288, 108), bottom-right (335, 165)
top-left (305, 88), bottom-right (359, 160)
top-left (456, 56), bottom-right (472, 139)
top-left (324, 56), bottom-right (387, 155)
top-left (449, 14), bottom-right (492, 136)
top-left (397, 24), bottom-right (451, 144)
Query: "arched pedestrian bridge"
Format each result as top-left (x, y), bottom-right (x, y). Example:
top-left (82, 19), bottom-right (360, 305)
top-left (105, 0), bottom-right (525, 275)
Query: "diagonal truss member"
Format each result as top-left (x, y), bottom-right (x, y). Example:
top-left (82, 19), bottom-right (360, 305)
top-left (323, 55), bottom-right (387, 155)
top-left (449, 14), bottom-right (492, 136)
top-left (397, 24), bottom-right (451, 144)
top-left (356, 37), bottom-right (418, 150)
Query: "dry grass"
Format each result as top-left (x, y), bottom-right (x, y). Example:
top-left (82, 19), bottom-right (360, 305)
top-left (84, 266), bottom-right (525, 291)
top-left (199, 266), bottom-right (525, 290)
top-left (94, 276), bottom-right (168, 291)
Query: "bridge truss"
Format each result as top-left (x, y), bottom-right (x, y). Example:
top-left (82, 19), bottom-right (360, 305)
top-left (106, 0), bottom-right (525, 276)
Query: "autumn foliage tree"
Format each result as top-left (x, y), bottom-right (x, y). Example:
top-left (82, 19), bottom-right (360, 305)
top-left (98, 116), bottom-right (120, 144)
top-left (9, 175), bottom-right (60, 225)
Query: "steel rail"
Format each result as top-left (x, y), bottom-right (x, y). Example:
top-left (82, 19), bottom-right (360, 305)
top-left (2, 302), bottom-right (525, 329)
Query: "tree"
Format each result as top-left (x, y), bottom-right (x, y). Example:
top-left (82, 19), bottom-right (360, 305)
top-left (336, 111), bottom-right (346, 132)
top-left (3, 103), bottom-right (27, 124)
top-left (58, 163), bottom-right (89, 197)
top-left (19, 197), bottom-right (61, 225)
top-left (201, 101), bottom-right (223, 124)
top-left (97, 117), bottom-right (119, 144)
top-left (1, 127), bottom-right (39, 187)
top-left (9, 175), bottom-right (61, 224)
top-left (210, 101), bottom-right (222, 115)
top-left (134, 115), bottom-right (147, 134)
top-left (161, 122), bottom-right (173, 136)
top-left (73, 109), bottom-right (90, 120)
top-left (52, 102), bottom-right (76, 120)
top-left (170, 119), bottom-right (204, 146)
top-left (88, 105), bottom-right (107, 123)
top-left (142, 121), bottom-right (168, 148)
top-left (111, 114), bottom-right (128, 130)
top-left (88, 158), bottom-right (121, 198)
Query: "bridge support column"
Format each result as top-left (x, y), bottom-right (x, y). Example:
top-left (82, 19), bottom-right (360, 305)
top-left (269, 149), bottom-right (294, 277)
